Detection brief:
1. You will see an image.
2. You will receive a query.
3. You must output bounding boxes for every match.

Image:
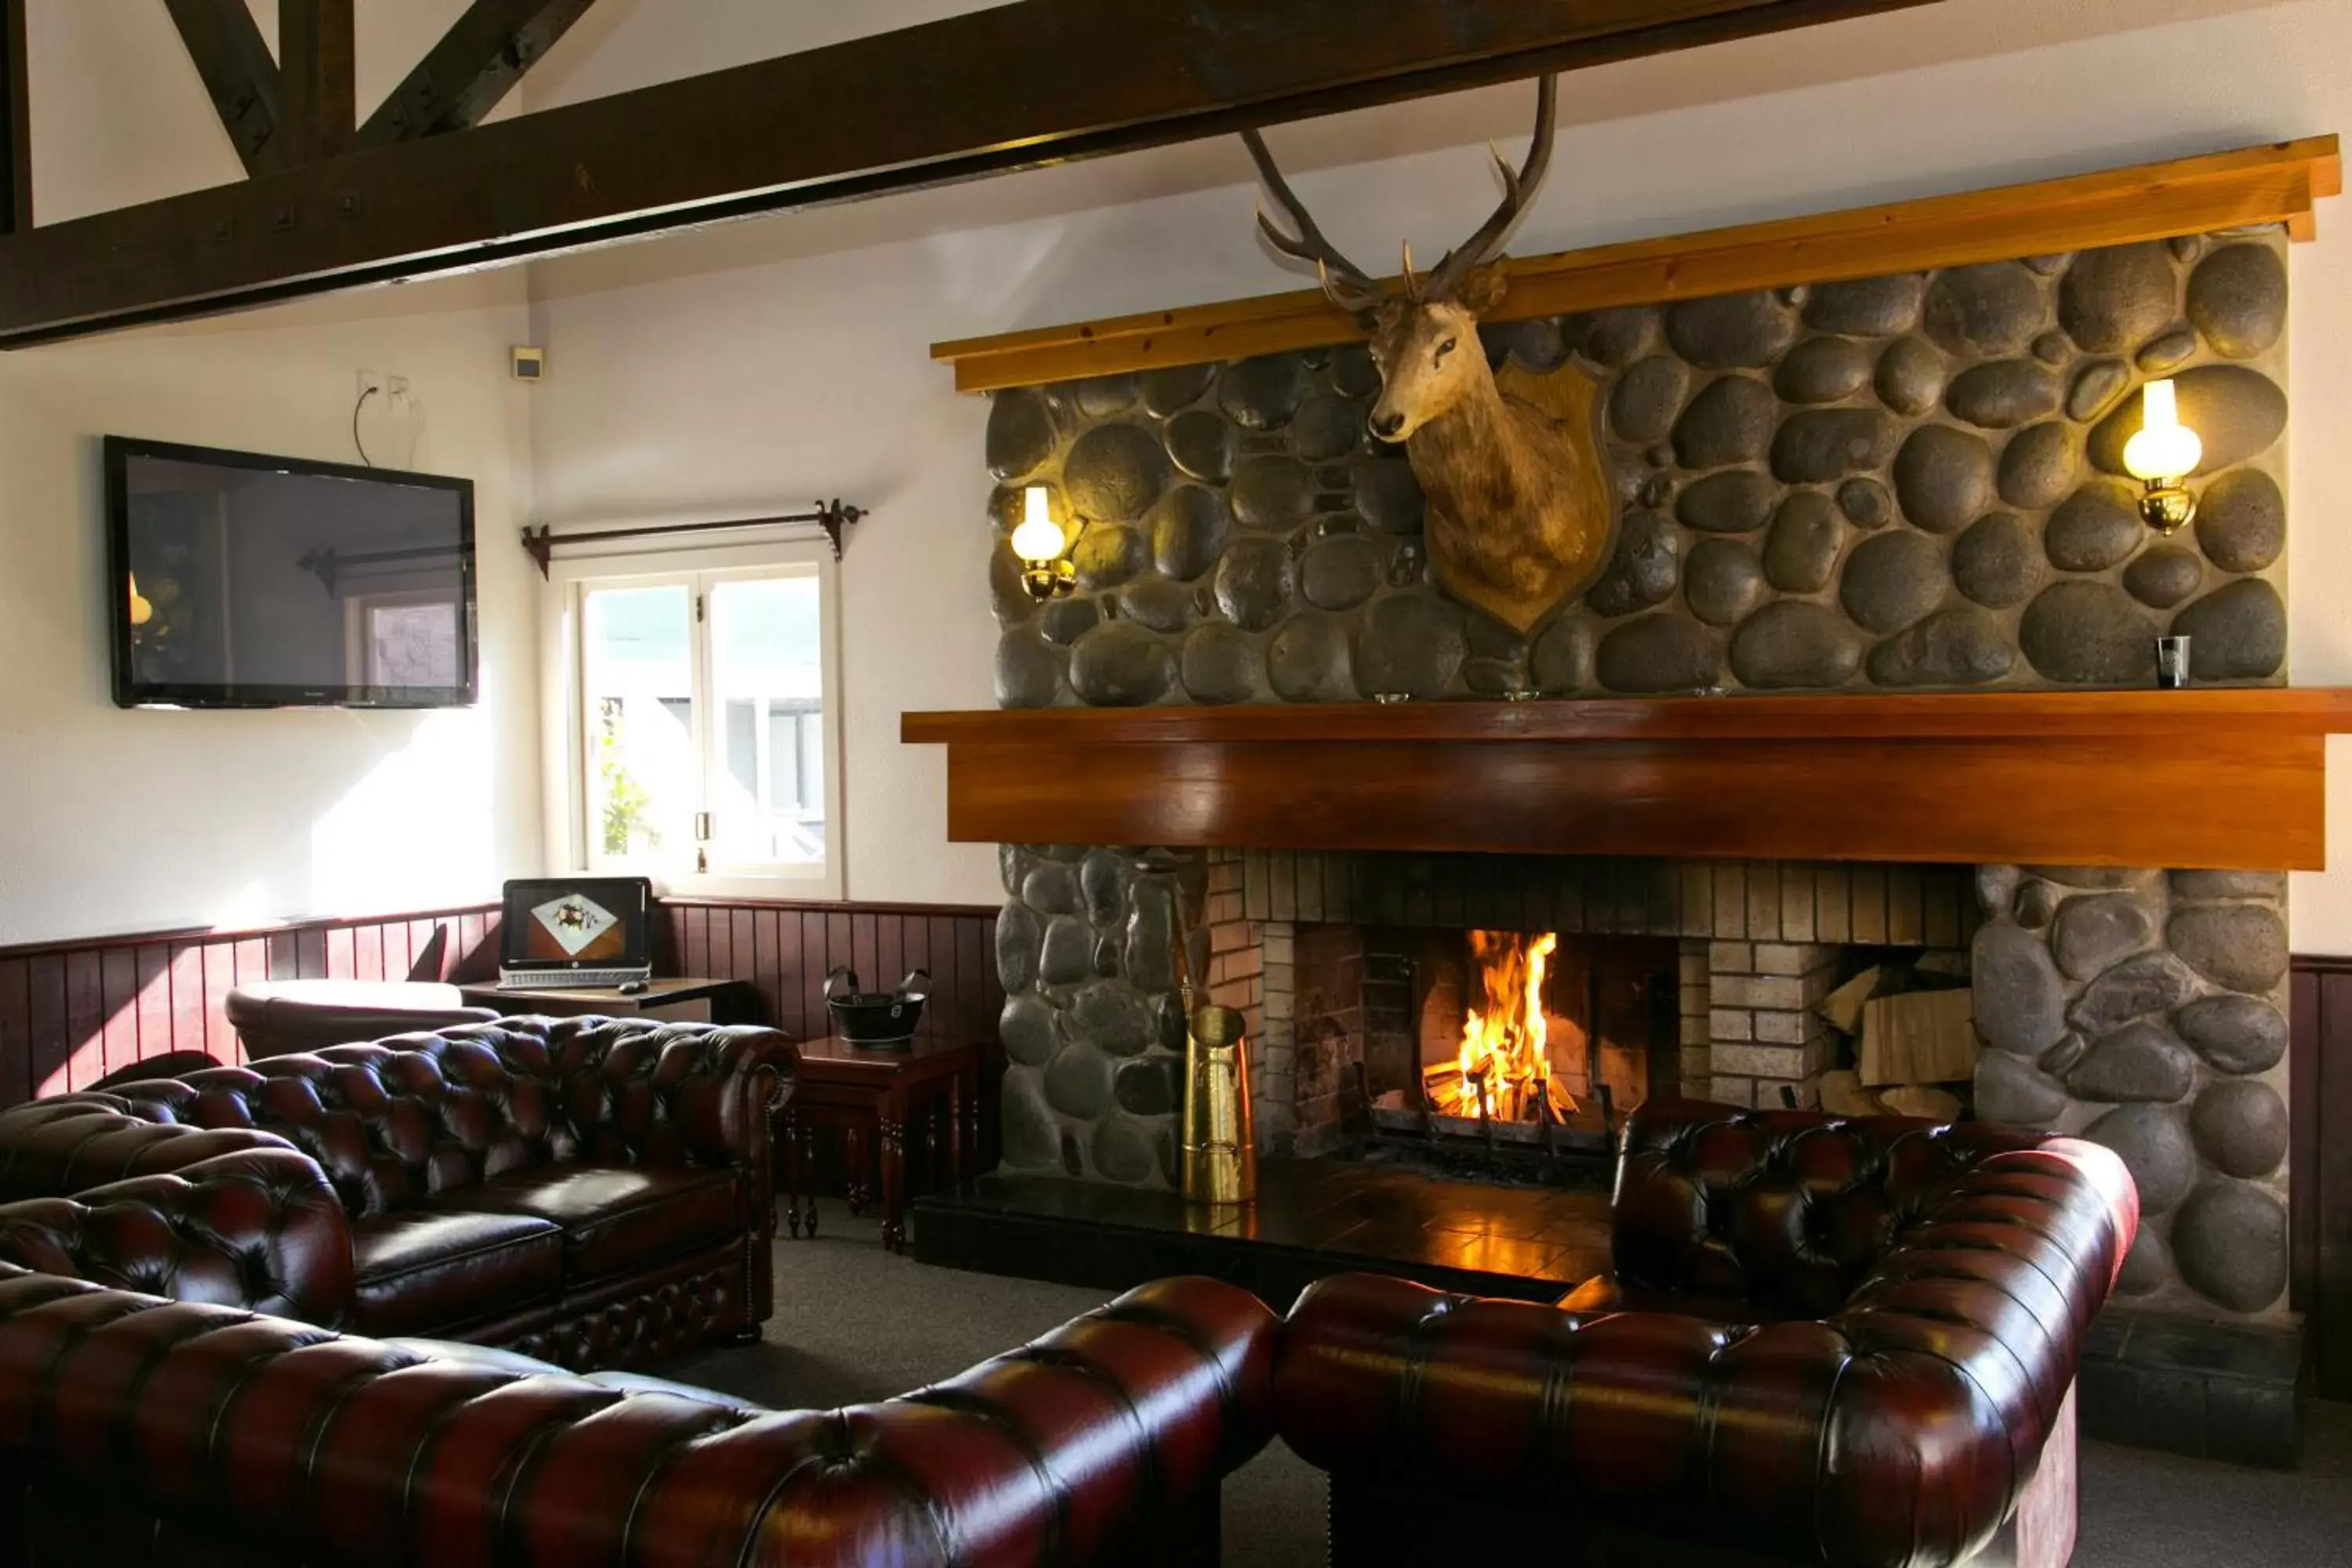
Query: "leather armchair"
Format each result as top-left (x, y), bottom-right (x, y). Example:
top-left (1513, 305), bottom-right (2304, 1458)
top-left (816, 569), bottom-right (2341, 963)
top-left (0, 1264), bottom-right (1275, 1567)
top-left (0, 1017), bottom-right (796, 1369)
top-left (1276, 1099), bottom-right (2139, 1568)
top-left (223, 979), bottom-right (499, 1059)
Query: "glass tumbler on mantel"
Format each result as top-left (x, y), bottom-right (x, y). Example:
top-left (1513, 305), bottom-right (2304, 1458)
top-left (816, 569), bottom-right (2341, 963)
top-left (1181, 1003), bottom-right (1258, 1207)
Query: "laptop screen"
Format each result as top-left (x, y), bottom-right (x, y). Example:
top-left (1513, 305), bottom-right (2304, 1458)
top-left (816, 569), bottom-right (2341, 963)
top-left (499, 877), bottom-right (653, 970)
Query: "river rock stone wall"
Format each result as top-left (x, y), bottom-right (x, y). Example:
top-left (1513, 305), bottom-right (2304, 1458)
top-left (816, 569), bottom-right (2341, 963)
top-left (994, 844), bottom-right (1209, 1187)
top-left (983, 230), bottom-right (2299, 1319)
top-left (988, 228), bottom-right (2289, 703)
top-left (1972, 866), bottom-right (2291, 1316)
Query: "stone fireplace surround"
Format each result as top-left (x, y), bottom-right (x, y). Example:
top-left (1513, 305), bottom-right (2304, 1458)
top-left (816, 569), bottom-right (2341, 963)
top-left (975, 219), bottom-right (2310, 1359)
top-left (995, 838), bottom-right (2290, 1321)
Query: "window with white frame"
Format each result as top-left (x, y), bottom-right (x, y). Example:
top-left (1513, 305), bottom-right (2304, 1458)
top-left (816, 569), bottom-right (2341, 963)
top-left (546, 539), bottom-right (843, 898)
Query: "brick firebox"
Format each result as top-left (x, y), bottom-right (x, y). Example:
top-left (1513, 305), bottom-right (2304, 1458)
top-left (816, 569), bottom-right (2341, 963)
top-left (1201, 848), bottom-right (1976, 1156)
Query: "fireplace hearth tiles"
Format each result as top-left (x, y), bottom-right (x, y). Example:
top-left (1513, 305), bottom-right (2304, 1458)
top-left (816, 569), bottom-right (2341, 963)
top-left (916, 1159), bottom-right (1613, 1312)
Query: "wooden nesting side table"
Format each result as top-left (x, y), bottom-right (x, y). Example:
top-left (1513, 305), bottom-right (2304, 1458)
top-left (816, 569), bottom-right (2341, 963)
top-left (779, 1035), bottom-right (985, 1254)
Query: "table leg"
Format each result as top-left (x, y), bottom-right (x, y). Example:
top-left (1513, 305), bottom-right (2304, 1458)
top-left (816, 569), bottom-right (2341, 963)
top-left (880, 1084), bottom-right (909, 1254)
top-left (948, 1073), bottom-right (966, 1189)
top-left (800, 1120), bottom-right (818, 1240)
top-left (782, 1107), bottom-right (801, 1240)
top-left (846, 1123), bottom-right (867, 1215)
top-left (931, 1093), bottom-right (948, 1191)
top-left (962, 1062), bottom-right (983, 1181)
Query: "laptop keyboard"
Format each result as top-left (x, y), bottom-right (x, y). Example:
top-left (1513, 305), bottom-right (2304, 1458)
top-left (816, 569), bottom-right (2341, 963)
top-left (499, 971), bottom-right (649, 990)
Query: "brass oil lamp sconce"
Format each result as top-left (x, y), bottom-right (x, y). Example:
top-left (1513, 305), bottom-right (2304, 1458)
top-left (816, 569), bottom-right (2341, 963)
top-left (2125, 379), bottom-right (2207, 689)
top-left (2125, 378), bottom-right (2203, 535)
top-left (1012, 484), bottom-right (1076, 601)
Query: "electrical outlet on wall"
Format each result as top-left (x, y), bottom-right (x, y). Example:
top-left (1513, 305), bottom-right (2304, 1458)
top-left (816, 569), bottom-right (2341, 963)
top-left (353, 370), bottom-right (421, 469)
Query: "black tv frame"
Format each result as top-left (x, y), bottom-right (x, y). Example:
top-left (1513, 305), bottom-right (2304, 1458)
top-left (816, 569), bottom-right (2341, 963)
top-left (105, 435), bottom-right (479, 710)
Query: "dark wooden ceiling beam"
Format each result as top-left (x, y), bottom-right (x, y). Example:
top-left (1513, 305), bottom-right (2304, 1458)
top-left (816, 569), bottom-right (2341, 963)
top-left (0, 0), bottom-right (1940, 347)
top-left (159, 0), bottom-right (286, 176)
top-left (355, 0), bottom-right (600, 150)
top-left (278, 0), bottom-right (354, 165)
top-left (3, 0), bottom-right (30, 231)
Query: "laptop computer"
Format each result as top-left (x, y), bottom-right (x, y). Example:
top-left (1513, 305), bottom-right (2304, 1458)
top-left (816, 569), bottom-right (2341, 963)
top-left (495, 877), bottom-right (655, 989)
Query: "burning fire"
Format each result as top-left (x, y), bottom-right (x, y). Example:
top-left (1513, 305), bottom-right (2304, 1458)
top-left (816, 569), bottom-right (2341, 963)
top-left (1424, 931), bottom-right (1577, 1123)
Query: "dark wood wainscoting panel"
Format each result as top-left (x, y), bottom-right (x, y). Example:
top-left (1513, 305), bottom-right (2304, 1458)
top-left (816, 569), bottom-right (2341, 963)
top-left (0, 897), bottom-right (1006, 1112)
top-left (2292, 954), bottom-right (2352, 1398)
top-left (0, 905), bottom-right (503, 1107)
top-left (655, 899), bottom-right (1004, 1047)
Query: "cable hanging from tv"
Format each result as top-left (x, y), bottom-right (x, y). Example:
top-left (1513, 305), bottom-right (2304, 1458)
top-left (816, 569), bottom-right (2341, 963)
top-left (520, 501), bottom-right (866, 576)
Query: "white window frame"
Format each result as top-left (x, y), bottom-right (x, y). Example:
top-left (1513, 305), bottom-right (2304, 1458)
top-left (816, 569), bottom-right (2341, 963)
top-left (539, 532), bottom-right (845, 902)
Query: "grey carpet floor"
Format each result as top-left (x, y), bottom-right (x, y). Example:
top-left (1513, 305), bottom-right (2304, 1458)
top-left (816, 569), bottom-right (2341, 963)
top-left (666, 1201), bottom-right (2352, 1566)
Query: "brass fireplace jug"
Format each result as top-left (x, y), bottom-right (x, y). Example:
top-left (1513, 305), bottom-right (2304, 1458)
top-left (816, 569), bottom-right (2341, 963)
top-left (1180, 1002), bottom-right (1258, 1206)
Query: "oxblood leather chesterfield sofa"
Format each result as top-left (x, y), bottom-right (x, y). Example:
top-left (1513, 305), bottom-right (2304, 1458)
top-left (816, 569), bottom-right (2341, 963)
top-left (0, 1263), bottom-right (1272, 1566)
top-left (0, 1017), bottom-right (794, 1368)
top-left (1277, 1100), bottom-right (2140, 1568)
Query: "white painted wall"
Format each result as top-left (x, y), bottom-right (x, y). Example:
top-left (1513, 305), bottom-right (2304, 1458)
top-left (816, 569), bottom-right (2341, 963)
top-left (0, 3), bottom-right (540, 945)
top-left (527, 0), bottom-right (2352, 939)
top-left (14, 0), bottom-right (2352, 942)
top-left (0, 278), bottom-right (542, 945)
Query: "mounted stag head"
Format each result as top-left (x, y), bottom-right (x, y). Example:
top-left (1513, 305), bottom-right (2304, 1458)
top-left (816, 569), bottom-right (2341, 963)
top-left (1243, 77), bottom-right (1614, 637)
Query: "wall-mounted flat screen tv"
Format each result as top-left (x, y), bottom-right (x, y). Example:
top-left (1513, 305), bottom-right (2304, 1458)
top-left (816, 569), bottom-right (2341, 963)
top-left (107, 437), bottom-right (477, 710)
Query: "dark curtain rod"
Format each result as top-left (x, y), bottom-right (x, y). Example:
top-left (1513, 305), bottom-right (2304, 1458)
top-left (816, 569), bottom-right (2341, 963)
top-left (521, 499), bottom-right (866, 576)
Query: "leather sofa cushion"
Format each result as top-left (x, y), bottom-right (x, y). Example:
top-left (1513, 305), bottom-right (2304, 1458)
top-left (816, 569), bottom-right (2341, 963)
top-left (439, 1163), bottom-right (739, 1284)
top-left (351, 1209), bottom-right (564, 1338)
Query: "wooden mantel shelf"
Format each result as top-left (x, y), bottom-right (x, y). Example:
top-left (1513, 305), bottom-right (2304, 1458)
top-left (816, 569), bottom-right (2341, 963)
top-left (935, 135), bottom-right (2341, 393)
top-left (902, 690), bottom-right (2352, 872)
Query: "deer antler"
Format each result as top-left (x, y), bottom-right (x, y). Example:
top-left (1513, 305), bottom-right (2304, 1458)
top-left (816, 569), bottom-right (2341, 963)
top-left (1242, 126), bottom-right (1385, 315)
top-left (1427, 74), bottom-right (1559, 303)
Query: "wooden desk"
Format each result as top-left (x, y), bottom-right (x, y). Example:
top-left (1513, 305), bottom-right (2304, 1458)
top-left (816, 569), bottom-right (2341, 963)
top-left (781, 1035), bottom-right (984, 1254)
top-left (459, 977), bottom-right (758, 1025)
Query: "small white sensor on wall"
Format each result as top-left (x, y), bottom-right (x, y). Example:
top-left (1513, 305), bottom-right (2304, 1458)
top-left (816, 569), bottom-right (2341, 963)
top-left (512, 347), bottom-right (546, 382)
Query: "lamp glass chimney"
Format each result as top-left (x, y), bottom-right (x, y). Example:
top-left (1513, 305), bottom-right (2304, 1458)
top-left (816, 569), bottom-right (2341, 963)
top-left (2124, 378), bottom-right (2204, 482)
top-left (1011, 485), bottom-right (1066, 564)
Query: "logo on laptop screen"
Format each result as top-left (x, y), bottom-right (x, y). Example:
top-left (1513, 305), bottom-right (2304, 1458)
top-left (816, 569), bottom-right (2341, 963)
top-left (529, 894), bottom-right (622, 960)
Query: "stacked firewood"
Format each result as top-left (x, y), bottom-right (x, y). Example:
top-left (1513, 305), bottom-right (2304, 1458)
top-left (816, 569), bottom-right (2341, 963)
top-left (1813, 957), bottom-right (1977, 1121)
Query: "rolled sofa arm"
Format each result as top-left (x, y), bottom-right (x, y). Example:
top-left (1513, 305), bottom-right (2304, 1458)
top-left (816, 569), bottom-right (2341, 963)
top-left (0, 1094), bottom-right (299, 1202)
top-left (0, 1271), bottom-right (1273, 1567)
top-left (0, 1149), bottom-right (354, 1328)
